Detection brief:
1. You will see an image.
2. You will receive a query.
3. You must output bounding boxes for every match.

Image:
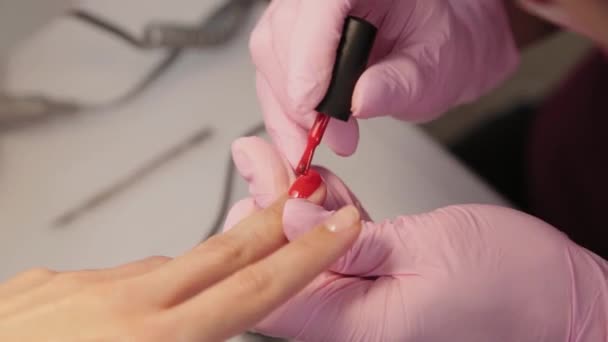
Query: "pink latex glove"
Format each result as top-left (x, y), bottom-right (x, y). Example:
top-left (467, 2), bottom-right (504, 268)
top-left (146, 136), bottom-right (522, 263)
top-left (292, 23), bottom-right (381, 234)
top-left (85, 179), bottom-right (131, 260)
top-left (250, 0), bottom-right (520, 166)
top-left (225, 137), bottom-right (608, 342)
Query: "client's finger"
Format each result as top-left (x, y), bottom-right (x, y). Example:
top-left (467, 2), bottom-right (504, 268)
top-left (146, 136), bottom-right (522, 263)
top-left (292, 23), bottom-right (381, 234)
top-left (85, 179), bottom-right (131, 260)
top-left (129, 197), bottom-right (288, 306)
top-left (170, 205), bottom-right (362, 342)
top-left (0, 268), bottom-right (56, 298)
top-left (92, 256), bottom-right (171, 280)
top-left (283, 200), bottom-right (397, 277)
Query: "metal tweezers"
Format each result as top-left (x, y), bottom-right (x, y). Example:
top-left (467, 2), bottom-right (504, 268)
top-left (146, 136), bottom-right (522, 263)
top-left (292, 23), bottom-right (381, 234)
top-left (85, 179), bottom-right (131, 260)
top-left (0, 0), bottom-right (260, 133)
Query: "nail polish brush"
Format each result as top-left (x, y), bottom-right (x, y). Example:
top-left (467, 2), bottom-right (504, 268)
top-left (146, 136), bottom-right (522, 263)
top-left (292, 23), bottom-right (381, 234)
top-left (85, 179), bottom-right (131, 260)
top-left (295, 16), bottom-right (377, 177)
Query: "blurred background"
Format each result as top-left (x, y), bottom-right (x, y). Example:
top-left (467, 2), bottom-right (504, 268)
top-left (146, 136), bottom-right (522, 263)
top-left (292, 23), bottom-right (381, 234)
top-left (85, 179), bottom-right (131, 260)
top-left (425, 32), bottom-right (590, 144)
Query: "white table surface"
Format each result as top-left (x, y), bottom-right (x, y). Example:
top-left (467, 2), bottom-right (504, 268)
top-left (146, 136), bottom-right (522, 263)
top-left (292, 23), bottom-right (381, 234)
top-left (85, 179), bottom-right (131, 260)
top-left (1, 1), bottom-right (507, 339)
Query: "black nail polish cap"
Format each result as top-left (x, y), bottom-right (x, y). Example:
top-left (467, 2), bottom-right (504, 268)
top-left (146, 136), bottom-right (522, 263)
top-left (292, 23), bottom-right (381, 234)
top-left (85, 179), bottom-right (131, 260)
top-left (315, 16), bottom-right (377, 122)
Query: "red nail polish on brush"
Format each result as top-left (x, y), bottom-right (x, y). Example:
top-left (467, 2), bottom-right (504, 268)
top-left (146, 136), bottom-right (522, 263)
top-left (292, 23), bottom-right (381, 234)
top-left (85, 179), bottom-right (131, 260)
top-left (293, 17), bottom-right (377, 177)
top-left (289, 169), bottom-right (323, 199)
top-left (295, 113), bottom-right (331, 176)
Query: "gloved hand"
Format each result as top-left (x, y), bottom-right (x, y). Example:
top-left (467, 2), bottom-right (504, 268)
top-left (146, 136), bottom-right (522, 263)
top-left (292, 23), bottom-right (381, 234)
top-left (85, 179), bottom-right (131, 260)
top-left (250, 0), bottom-right (520, 166)
top-left (225, 137), bottom-right (608, 342)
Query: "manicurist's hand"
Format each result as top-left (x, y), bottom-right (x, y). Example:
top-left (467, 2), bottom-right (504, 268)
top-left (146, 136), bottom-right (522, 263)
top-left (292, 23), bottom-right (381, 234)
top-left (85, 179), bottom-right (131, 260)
top-left (0, 198), bottom-right (361, 341)
top-left (226, 136), bottom-right (608, 342)
top-left (251, 0), bottom-right (520, 166)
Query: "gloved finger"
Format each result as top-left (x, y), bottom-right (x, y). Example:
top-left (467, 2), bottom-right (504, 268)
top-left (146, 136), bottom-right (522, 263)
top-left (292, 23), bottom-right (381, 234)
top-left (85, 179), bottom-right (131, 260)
top-left (257, 74), bottom-right (308, 167)
top-left (252, 0), bottom-right (361, 159)
top-left (315, 166), bottom-right (371, 221)
top-left (232, 135), bottom-right (294, 208)
top-left (287, 0), bottom-right (353, 113)
top-left (323, 115), bottom-right (360, 157)
top-left (352, 53), bottom-right (448, 123)
top-left (250, 0), bottom-right (320, 132)
top-left (222, 198), bottom-right (258, 232)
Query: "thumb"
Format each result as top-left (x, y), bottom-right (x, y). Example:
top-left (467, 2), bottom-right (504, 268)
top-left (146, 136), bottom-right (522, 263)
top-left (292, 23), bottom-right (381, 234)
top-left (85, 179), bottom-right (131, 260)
top-left (352, 53), bottom-right (455, 123)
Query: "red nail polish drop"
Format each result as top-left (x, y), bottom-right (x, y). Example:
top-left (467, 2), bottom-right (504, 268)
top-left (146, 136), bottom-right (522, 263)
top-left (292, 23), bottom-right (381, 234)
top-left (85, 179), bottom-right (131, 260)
top-left (289, 169), bottom-right (322, 199)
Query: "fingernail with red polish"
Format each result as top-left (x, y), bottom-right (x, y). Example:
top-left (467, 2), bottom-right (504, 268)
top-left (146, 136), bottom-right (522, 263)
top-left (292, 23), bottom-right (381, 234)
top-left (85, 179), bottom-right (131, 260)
top-left (289, 169), bottom-right (322, 199)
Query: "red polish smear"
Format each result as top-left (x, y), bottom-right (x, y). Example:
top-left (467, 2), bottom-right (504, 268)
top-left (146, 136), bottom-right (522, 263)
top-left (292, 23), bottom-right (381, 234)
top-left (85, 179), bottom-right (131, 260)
top-left (289, 169), bottom-right (322, 199)
top-left (295, 113), bottom-right (331, 176)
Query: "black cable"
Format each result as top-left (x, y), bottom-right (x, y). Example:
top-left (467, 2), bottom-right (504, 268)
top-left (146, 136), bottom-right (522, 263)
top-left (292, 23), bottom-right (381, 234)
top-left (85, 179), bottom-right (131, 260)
top-left (201, 122), bottom-right (266, 241)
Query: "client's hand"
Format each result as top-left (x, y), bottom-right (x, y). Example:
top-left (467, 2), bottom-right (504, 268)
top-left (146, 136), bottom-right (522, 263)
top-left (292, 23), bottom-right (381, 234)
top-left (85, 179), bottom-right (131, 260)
top-left (225, 137), bottom-right (608, 342)
top-left (0, 197), bottom-right (361, 341)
